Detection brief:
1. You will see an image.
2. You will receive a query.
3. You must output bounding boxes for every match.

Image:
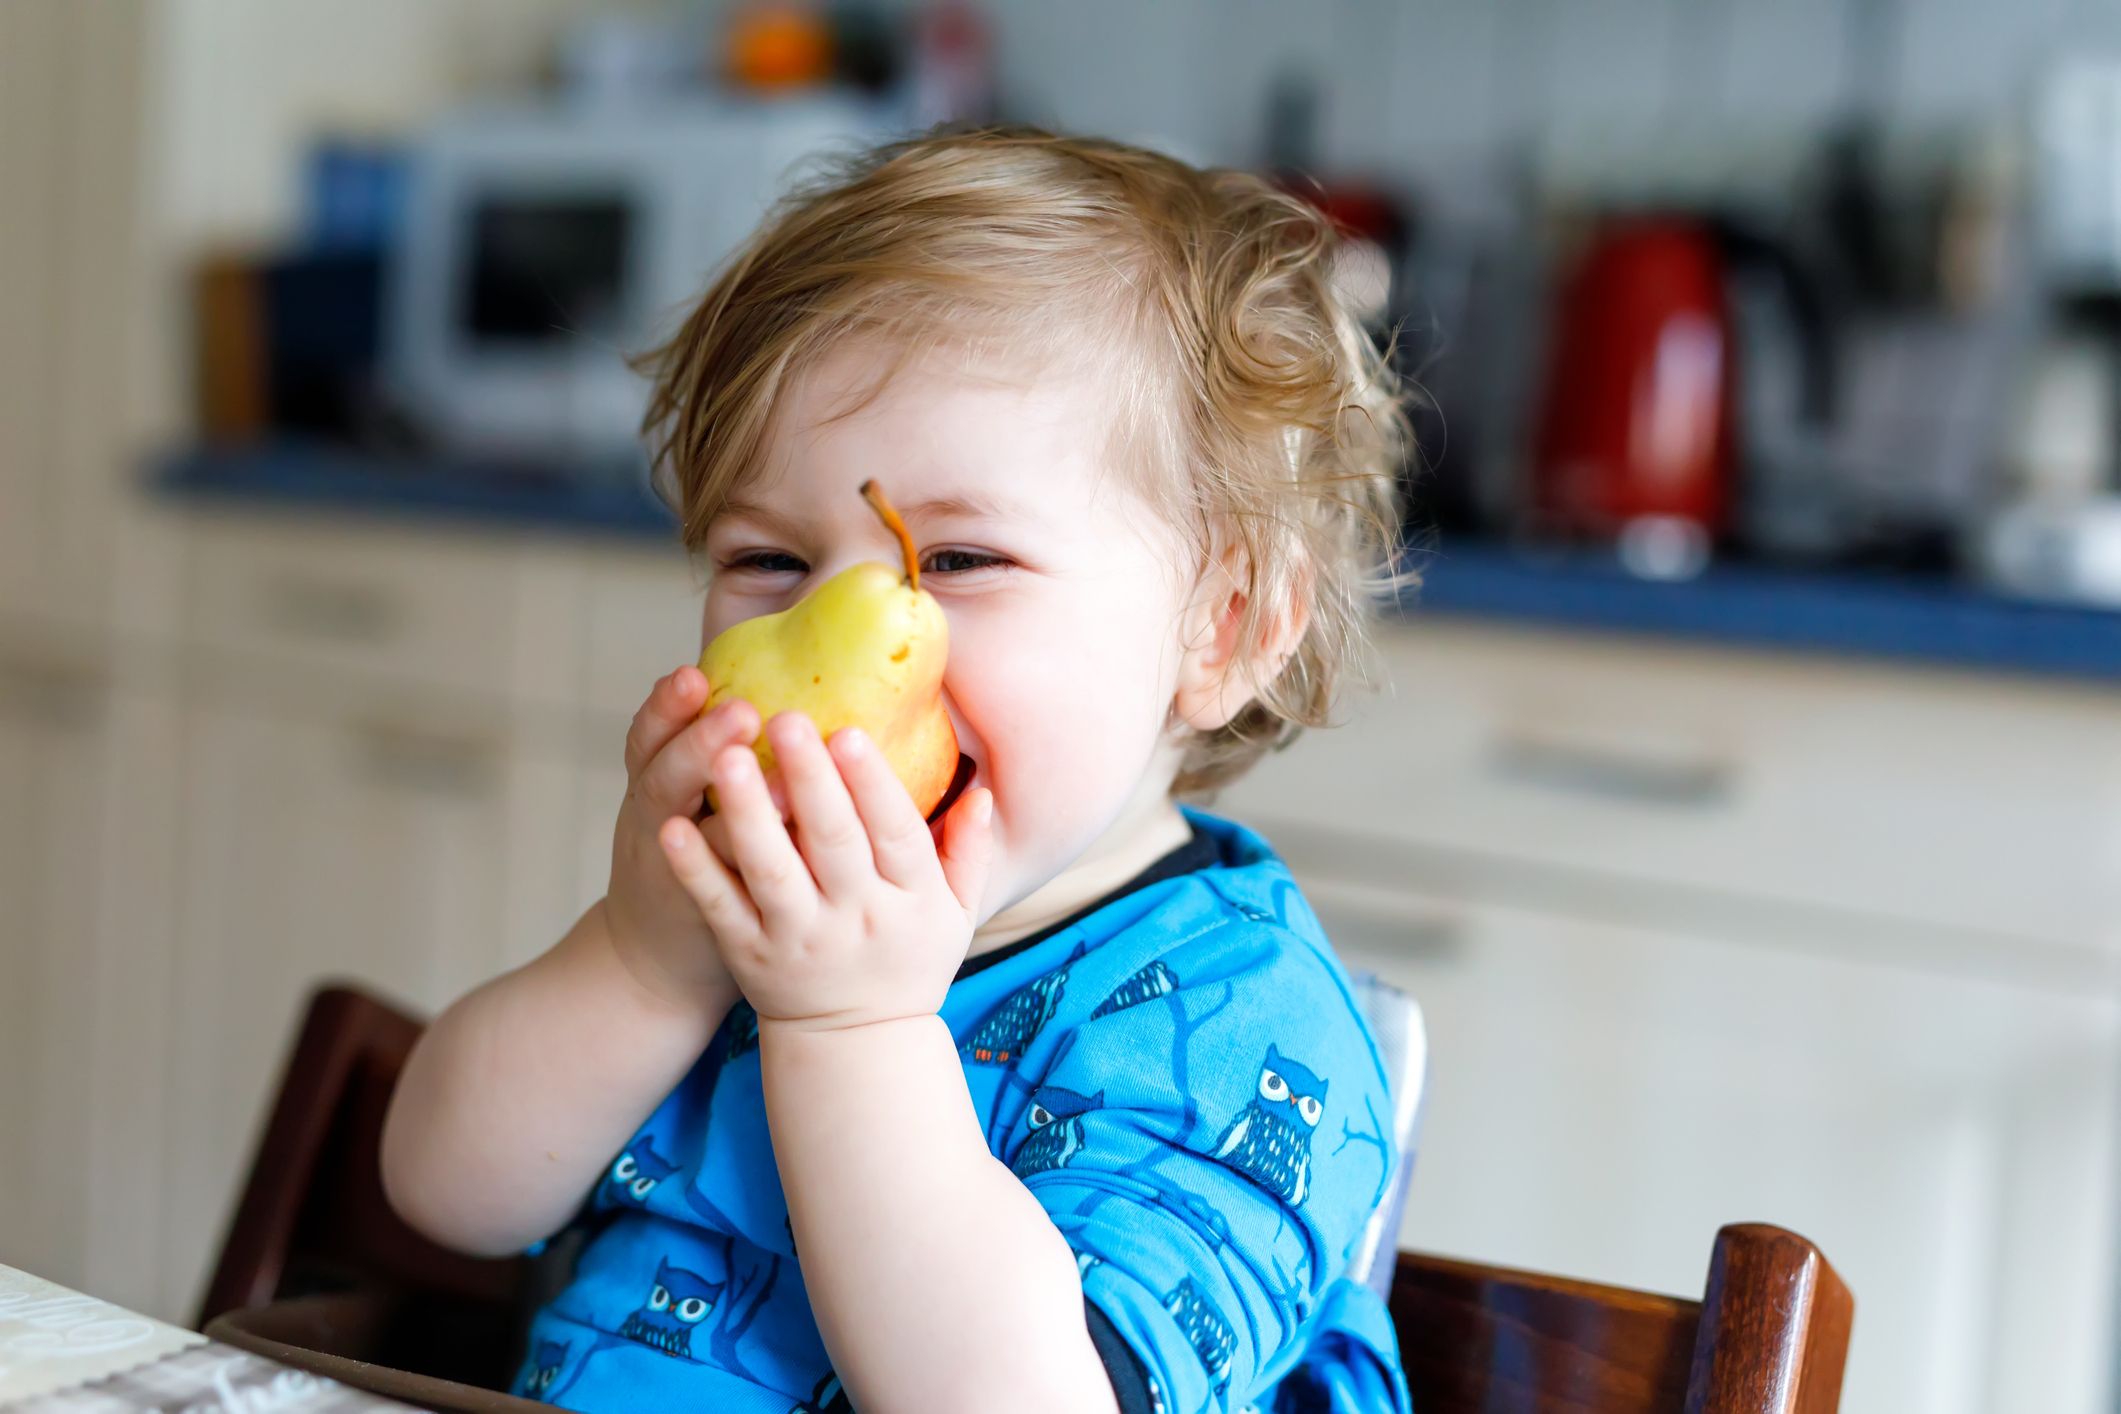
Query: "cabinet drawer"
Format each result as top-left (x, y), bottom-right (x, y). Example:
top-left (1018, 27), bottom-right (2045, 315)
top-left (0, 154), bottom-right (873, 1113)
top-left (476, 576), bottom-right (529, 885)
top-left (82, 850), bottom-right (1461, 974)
top-left (1221, 620), bottom-right (2121, 949)
top-left (578, 548), bottom-right (705, 727)
top-left (1299, 879), bottom-right (2121, 1414)
top-left (182, 516), bottom-right (576, 710)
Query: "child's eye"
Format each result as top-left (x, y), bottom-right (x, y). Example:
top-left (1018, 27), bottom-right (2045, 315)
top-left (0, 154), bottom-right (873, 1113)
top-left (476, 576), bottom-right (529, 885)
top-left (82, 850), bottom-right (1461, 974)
top-left (723, 551), bottom-right (809, 575)
top-left (921, 548), bottom-right (1009, 575)
top-left (722, 548), bottom-right (1006, 578)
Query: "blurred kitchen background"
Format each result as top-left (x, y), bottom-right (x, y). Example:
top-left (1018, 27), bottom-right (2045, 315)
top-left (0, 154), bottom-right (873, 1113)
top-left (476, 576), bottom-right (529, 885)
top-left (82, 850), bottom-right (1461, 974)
top-left (3, 0), bottom-right (2120, 1409)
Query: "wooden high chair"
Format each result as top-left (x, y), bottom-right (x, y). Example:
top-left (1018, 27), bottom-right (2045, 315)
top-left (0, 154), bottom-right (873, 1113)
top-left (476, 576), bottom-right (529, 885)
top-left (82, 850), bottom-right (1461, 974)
top-left (199, 983), bottom-right (1853, 1413)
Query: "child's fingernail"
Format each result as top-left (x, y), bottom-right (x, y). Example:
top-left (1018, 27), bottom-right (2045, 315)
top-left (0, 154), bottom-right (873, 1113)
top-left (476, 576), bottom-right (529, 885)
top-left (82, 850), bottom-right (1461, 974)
top-left (974, 791), bottom-right (994, 826)
top-left (838, 728), bottom-right (869, 758)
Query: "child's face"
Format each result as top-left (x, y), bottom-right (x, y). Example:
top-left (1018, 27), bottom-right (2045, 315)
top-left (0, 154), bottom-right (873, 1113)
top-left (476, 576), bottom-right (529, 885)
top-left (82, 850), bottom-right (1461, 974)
top-left (700, 337), bottom-right (1199, 925)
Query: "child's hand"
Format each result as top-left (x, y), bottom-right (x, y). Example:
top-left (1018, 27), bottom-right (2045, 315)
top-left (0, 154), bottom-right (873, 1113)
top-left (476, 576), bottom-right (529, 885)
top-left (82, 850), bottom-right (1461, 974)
top-left (656, 709), bottom-right (995, 1032)
top-left (605, 666), bottom-right (761, 1017)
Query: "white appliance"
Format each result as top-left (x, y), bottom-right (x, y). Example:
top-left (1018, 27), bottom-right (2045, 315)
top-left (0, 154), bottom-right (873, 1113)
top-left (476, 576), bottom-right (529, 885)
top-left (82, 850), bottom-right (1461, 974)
top-left (388, 95), bottom-right (903, 466)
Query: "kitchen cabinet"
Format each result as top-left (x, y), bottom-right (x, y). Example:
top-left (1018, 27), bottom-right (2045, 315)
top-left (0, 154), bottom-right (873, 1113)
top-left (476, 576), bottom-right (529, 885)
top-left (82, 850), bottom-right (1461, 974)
top-left (0, 636), bottom-right (188, 1318)
top-left (0, 1), bottom-right (150, 636)
top-left (1279, 858), bottom-right (2119, 1414)
top-left (575, 545), bottom-right (708, 726)
top-left (152, 681), bottom-right (582, 1319)
top-left (179, 514), bottom-right (586, 717)
top-left (1231, 620), bottom-right (2121, 956)
top-left (1217, 619), bottom-right (2121, 1414)
top-left (0, 644), bottom-right (112, 1291)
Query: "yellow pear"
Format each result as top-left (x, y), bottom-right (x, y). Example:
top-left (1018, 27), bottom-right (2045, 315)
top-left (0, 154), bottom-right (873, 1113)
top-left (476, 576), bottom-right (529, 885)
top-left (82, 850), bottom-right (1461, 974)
top-left (698, 481), bottom-right (963, 818)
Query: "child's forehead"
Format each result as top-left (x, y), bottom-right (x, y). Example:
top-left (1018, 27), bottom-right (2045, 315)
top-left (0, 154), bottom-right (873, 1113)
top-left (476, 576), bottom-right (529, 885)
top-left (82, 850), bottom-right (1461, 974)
top-left (781, 334), bottom-right (1103, 440)
top-left (723, 339), bottom-right (1163, 530)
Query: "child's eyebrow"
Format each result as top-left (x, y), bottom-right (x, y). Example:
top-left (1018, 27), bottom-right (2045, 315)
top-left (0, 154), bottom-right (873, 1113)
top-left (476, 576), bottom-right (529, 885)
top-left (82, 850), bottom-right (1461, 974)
top-left (899, 492), bottom-right (1017, 522)
top-left (720, 491), bottom-right (1017, 535)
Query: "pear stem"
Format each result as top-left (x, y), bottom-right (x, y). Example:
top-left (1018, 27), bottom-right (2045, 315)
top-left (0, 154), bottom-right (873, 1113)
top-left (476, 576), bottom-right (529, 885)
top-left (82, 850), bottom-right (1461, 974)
top-left (859, 480), bottom-right (920, 591)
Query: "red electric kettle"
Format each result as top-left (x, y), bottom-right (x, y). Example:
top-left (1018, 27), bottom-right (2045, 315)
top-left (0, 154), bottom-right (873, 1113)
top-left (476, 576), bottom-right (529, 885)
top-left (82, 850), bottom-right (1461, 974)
top-left (1527, 214), bottom-right (1838, 563)
top-left (1528, 217), bottom-right (1735, 542)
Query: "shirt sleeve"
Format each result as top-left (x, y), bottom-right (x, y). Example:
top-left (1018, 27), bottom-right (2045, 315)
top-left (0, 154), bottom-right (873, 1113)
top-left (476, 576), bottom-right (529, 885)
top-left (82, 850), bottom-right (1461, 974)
top-left (1008, 919), bottom-right (1398, 1413)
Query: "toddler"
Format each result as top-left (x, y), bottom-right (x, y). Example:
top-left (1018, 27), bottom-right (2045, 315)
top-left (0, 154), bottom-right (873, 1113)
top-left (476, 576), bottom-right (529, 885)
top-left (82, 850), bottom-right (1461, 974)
top-left (381, 126), bottom-right (1413, 1414)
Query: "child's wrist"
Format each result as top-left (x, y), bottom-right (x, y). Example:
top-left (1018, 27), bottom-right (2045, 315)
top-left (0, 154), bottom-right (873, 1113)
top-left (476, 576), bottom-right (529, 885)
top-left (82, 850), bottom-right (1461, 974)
top-left (756, 1011), bottom-right (954, 1081)
top-left (592, 899), bottom-right (738, 1031)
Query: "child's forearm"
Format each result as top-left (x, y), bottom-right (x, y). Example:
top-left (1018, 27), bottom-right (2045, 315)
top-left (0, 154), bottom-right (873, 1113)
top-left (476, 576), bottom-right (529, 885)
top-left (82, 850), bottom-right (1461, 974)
top-left (380, 899), bottom-right (736, 1257)
top-left (761, 1016), bottom-right (1119, 1414)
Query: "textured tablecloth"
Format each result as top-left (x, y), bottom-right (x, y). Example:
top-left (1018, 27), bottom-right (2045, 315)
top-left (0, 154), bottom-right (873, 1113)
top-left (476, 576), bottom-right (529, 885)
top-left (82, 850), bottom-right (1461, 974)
top-left (0, 1264), bottom-right (422, 1412)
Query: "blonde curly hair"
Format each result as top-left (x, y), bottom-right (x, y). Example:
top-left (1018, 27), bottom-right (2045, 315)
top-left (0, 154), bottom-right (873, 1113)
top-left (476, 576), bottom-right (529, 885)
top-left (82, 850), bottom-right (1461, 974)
top-left (638, 125), bottom-right (1414, 798)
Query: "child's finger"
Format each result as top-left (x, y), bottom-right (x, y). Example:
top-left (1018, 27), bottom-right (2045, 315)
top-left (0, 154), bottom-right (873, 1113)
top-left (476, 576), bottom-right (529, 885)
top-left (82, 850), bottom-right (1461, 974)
top-left (623, 665), bottom-right (709, 779)
top-left (767, 711), bottom-right (876, 901)
top-left (633, 698), bottom-right (760, 821)
top-left (936, 787), bottom-right (995, 920)
top-left (830, 727), bottom-right (936, 890)
top-left (713, 743), bottom-right (819, 935)
top-left (657, 815), bottom-right (760, 947)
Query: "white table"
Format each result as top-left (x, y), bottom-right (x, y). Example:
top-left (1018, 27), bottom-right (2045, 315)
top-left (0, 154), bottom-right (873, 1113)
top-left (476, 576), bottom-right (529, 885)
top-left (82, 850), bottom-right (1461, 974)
top-left (0, 1264), bottom-right (421, 1412)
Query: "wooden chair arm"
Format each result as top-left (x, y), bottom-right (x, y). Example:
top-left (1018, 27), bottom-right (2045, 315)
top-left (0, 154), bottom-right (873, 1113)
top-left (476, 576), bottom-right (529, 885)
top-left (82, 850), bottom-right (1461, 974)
top-left (1686, 1223), bottom-right (1854, 1414)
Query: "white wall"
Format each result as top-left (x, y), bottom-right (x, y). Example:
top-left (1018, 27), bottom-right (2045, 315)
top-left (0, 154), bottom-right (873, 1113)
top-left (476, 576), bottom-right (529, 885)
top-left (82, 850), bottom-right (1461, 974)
top-left (143, 0), bottom-right (661, 255)
top-left (985, 0), bottom-right (2121, 182)
top-left (130, 0), bottom-right (2121, 265)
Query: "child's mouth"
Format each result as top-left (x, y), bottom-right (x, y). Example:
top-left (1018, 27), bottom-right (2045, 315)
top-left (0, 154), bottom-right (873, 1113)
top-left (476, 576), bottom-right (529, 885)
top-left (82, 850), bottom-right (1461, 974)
top-left (927, 753), bottom-right (980, 839)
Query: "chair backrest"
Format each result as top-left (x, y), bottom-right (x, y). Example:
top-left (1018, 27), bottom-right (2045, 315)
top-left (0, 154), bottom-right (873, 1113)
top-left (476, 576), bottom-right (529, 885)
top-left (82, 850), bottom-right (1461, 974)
top-left (1345, 972), bottom-right (1428, 1302)
top-left (208, 984), bottom-right (1851, 1413)
top-left (198, 984), bottom-right (528, 1330)
top-left (1392, 1223), bottom-right (1854, 1414)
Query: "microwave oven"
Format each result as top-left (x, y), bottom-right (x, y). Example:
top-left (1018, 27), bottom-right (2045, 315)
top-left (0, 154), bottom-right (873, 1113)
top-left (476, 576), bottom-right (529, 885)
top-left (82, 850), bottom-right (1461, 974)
top-left (386, 95), bottom-right (903, 467)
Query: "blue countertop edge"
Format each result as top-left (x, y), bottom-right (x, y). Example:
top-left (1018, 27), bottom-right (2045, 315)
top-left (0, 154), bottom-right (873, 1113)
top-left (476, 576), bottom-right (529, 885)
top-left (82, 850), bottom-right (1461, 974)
top-left (1402, 544), bottom-right (2121, 684)
top-left (151, 442), bottom-right (2121, 686)
top-left (153, 441), bottom-right (681, 540)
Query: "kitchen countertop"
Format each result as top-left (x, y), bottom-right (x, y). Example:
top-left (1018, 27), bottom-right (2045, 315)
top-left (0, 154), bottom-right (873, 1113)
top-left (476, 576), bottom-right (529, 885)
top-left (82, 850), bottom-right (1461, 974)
top-left (154, 440), bottom-right (2121, 686)
top-left (1407, 540), bottom-right (2121, 684)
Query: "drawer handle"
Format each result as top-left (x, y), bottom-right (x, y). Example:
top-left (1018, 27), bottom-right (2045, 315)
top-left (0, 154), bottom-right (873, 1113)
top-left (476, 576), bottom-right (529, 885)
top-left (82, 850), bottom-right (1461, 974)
top-left (350, 722), bottom-right (498, 798)
top-left (260, 575), bottom-right (402, 644)
top-left (1305, 878), bottom-right (1468, 961)
top-left (1488, 732), bottom-right (1735, 809)
top-left (0, 660), bottom-right (104, 730)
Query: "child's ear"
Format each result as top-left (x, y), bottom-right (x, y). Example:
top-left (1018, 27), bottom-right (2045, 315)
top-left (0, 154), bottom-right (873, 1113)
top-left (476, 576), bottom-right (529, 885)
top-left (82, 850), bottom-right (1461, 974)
top-left (1171, 556), bottom-right (1309, 734)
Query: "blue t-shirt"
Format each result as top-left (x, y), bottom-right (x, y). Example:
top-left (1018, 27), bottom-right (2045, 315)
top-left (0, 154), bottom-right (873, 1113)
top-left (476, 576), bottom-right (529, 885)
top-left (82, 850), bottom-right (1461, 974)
top-left (514, 807), bottom-right (1411, 1413)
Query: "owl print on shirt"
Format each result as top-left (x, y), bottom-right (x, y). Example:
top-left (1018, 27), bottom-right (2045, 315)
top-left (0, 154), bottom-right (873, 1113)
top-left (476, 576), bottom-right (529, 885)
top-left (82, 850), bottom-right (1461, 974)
top-left (1164, 1276), bottom-right (1236, 1395)
top-left (1091, 959), bottom-right (1179, 1018)
top-left (602, 1136), bottom-right (679, 1209)
top-left (960, 946), bottom-right (1082, 1064)
top-left (1011, 1084), bottom-right (1102, 1177)
top-left (1213, 1044), bottom-right (1327, 1207)
top-left (617, 1257), bottom-right (723, 1358)
top-left (789, 1371), bottom-right (853, 1413)
top-left (513, 1338), bottom-right (568, 1399)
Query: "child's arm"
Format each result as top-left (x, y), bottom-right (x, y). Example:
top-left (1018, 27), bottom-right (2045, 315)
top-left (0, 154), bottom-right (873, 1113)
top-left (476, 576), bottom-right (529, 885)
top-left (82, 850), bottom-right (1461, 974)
top-left (763, 1018), bottom-right (1120, 1414)
top-left (657, 711), bottom-right (1116, 1413)
top-left (380, 669), bottom-right (758, 1257)
top-left (379, 899), bottom-right (735, 1256)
